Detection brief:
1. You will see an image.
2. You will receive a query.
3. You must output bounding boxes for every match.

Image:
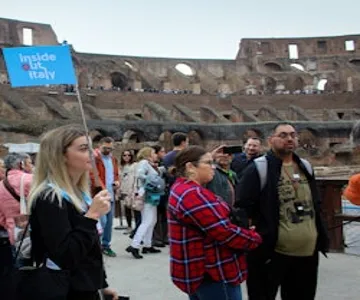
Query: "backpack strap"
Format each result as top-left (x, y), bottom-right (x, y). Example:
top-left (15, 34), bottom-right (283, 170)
top-left (254, 156), bottom-right (313, 192)
top-left (3, 176), bottom-right (21, 202)
top-left (253, 156), bottom-right (268, 191)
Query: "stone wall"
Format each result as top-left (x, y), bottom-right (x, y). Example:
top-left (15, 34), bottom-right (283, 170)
top-left (1, 18), bottom-right (360, 95)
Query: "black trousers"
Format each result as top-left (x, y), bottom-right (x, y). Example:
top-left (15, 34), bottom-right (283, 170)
top-left (153, 203), bottom-right (168, 243)
top-left (0, 238), bottom-right (15, 299)
top-left (246, 251), bottom-right (319, 300)
top-left (124, 206), bottom-right (132, 228)
top-left (129, 210), bottom-right (142, 238)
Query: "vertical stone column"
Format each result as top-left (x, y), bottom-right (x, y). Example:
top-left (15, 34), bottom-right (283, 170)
top-left (133, 80), bottom-right (142, 91)
top-left (347, 77), bottom-right (353, 92)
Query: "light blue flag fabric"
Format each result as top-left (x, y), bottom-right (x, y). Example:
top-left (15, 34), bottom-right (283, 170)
top-left (3, 45), bottom-right (77, 87)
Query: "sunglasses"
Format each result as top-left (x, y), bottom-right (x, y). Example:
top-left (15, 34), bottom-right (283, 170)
top-left (103, 147), bottom-right (114, 151)
top-left (123, 154), bottom-right (131, 157)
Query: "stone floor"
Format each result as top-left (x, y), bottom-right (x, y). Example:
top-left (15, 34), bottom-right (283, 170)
top-left (104, 221), bottom-right (360, 300)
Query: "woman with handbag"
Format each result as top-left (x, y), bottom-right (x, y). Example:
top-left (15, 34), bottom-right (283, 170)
top-left (125, 147), bottom-right (164, 259)
top-left (25, 124), bottom-right (118, 300)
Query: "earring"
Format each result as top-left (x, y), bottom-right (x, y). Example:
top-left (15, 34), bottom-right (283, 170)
top-left (186, 170), bottom-right (196, 179)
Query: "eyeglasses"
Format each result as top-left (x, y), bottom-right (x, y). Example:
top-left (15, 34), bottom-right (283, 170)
top-left (274, 132), bottom-right (298, 139)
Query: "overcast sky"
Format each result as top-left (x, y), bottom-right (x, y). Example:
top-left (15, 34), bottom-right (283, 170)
top-left (2, 0), bottom-right (359, 59)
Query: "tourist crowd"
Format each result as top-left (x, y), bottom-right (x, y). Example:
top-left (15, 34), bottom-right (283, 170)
top-left (0, 122), bottom-right (337, 300)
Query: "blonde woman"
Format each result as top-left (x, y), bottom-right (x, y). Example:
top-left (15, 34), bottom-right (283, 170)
top-left (27, 125), bottom-right (118, 300)
top-left (126, 146), bottom-right (164, 259)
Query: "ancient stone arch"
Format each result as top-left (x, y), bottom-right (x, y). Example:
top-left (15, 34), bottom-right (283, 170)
top-left (90, 130), bottom-right (103, 143)
top-left (122, 130), bottom-right (144, 144)
top-left (242, 128), bottom-right (264, 143)
top-left (293, 76), bottom-right (305, 91)
top-left (158, 131), bottom-right (173, 151)
top-left (349, 59), bottom-right (360, 67)
top-left (188, 130), bottom-right (204, 146)
top-left (264, 62), bottom-right (282, 72)
top-left (298, 128), bottom-right (319, 153)
top-left (174, 63), bottom-right (196, 77)
top-left (110, 72), bottom-right (128, 89)
top-left (264, 77), bottom-right (277, 93)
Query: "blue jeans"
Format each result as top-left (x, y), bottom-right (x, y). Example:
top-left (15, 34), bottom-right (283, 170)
top-left (189, 281), bottom-right (242, 300)
top-left (100, 200), bottom-right (114, 249)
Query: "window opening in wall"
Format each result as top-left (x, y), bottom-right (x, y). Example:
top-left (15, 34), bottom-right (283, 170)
top-left (337, 112), bottom-right (344, 119)
top-left (223, 114), bottom-right (231, 120)
top-left (288, 44), bottom-right (299, 59)
top-left (290, 63), bottom-right (305, 71)
top-left (261, 42), bottom-right (270, 54)
top-left (317, 40), bottom-right (327, 49)
top-left (345, 40), bottom-right (355, 51)
top-left (175, 63), bottom-right (195, 77)
top-left (317, 79), bottom-right (328, 91)
top-left (23, 28), bottom-right (33, 45)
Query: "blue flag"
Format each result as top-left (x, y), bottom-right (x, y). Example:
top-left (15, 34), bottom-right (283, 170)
top-left (3, 45), bottom-right (77, 87)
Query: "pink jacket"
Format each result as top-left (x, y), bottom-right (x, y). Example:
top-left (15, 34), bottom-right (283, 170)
top-left (0, 170), bottom-right (33, 244)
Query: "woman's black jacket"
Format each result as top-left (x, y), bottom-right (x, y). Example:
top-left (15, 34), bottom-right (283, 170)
top-left (30, 191), bottom-right (108, 292)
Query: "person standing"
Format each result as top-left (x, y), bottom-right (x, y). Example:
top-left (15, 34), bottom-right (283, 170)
top-left (163, 132), bottom-right (189, 168)
top-left (126, 147), bottom-right (164, 259)
top-left (90, 137), bottom-right (120, 257)
top-left (206, 150), bottom-right (237, 207)
top-left (168, 146), bottom-right (262, 300)
top-left (236, 123), bottom-right (329, 300)
top-left (28, 125), bottom-right (118, 300)
top-left (118, 150), bottom-right (138, 234)
top-left (152, 145), bottom-right (168, 247)
top-left (231, 137), bottom-right (262, 180)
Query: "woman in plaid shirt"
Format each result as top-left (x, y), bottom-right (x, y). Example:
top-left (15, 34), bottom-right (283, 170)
top-left (168, 146), bottom-right (262, 300)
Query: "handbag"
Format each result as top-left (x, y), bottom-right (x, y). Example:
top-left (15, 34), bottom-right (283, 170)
top-left (12, 220), bottom-right (70, 300)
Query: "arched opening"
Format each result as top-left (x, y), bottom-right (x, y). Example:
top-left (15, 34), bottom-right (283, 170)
top-left (158, 131), bottom-right (173, 151)
top-left (264, 77), bottom-right (276, 93)
top-left (349, 59), bottom-right (360, 67)
top-left (110, 72), bottom-right (128, 89)
top-left (317, 79), bottom-right (328, 91)
top-left (188, 130), bottom-right (203, 146)
top-left (298, 129), bottom-right (318, 154)
top-left (293, 76), bottom-right (305, 91)
top-left (175, 63), bottom-right (196, 77)
top-left (90, 130), bottom-right (103, 143)
top-left (290, 63), bottom-right (305, 72)
top-left (264, 62), bottom-right (282, 72)
top-left (122, 130), bottom-right (144, 144)
top-left (243, 128), bottom-right (264, 142)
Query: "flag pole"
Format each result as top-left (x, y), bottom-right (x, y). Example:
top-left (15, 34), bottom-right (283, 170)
top-left (75, 84), bottom-right (104, 190)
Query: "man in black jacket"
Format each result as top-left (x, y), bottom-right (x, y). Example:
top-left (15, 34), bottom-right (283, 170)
top-left (231, 137), bottom-right (262, 180)
top-left (236, 123), bottom-right (329, 300)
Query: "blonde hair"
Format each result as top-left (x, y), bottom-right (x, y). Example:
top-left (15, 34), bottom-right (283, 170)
top-left (28, 124), bottom-right (90, 212)
top-left (136, 147), bottom-right (154, 161)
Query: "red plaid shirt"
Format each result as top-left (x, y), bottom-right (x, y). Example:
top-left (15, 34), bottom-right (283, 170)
top-left (168, 177), bottom-right (262, 295)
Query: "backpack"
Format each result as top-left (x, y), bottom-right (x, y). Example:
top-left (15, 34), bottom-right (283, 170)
top-left (144, 173), bottom-right (165, 206)
top-left (253, 155), bottom-right (313, 190)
